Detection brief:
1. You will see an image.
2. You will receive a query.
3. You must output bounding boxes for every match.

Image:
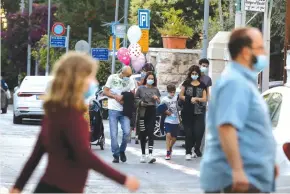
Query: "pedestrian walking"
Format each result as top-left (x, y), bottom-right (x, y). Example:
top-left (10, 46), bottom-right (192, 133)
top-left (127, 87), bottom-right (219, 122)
top-left (9, 52), bottom-right (139, 194)
top-left (135, 72), bottom-right (160, 163)
top-left (184, 59), bottom-right (212, 151)
top-left (198, 58), bottom-right (212, 97)
top-left (160, 84), bottom-right (180, 160)
top-left (103, 66), bottom-right (135, 163)
top-left (133, 63), bottom-right (156, 145)
top-left (179, 65), bottom-right (207, 160)
top-left (200, 27), bottom-right (278, 193)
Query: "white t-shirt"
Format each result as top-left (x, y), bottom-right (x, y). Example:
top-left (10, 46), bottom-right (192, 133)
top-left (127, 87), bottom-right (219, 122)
top-left (105, 74), bottom-right (135, 111)
top-left (161, 95), bottom-right (179, 124)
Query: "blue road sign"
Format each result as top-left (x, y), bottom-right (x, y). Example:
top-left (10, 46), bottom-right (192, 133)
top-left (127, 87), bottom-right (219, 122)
top-left (138, 9), bottom-right (150, 29)
top-left (91, 48), bottom-right (109, 61)
top-left (50, 36), bottom-right (66, 48)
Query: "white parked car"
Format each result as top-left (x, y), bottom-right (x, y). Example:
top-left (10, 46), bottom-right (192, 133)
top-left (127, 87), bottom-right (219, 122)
top-left (262, 86), bottom-right (290, 170)
top-left (13, 76), bottom-right (53, 124)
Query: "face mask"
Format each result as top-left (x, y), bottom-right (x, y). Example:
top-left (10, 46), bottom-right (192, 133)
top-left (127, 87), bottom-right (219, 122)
top-left (168, 95), bottom-right (174, 99)
top-left (191, 75), bottom-right (199, 80)
top-left (84, 82), bottom-right (97, 99)
top-left (141, 72), bottom-right (146, 78)
top-left (147, 79), bottom-right (154, 85)
top-left (252, 55), bottom-right (269, 73)
top-left (200, 67), bottom-right (208, 73)
top-left (123, 77), bottom-right (129, 81)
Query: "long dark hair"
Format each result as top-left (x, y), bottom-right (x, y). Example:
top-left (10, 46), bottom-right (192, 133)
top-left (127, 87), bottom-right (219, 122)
top-left (183, 65), bottom-right (201, 86)
top-left (143, 72), bottom-right (157, 87)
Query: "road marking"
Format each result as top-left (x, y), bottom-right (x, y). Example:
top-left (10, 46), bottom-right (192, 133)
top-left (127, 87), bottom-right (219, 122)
top-left (105, 139), bottom-right (201, 177)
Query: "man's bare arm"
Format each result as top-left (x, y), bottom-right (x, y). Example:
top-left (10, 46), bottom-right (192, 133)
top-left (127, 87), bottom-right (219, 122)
top-left (103, 87), bottom-right (116, 99)
top-left (218, 124), bottom-right (243, 171)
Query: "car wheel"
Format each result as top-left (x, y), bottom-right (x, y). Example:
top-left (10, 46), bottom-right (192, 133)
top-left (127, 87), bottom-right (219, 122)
top-left (153, 118), bottom-right (166, 140)
top-left (13, 114), bottom-right (22, 124)
top-left (1, 108), bottom-right (7, 114)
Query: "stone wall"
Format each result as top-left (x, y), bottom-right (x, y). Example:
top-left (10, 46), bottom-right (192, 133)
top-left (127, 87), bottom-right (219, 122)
top-left (146, 48), bottom-right (201, 91)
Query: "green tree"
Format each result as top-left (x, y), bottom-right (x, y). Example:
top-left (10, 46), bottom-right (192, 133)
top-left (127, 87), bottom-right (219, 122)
top-left (32, 35), bottom-right (63, 70)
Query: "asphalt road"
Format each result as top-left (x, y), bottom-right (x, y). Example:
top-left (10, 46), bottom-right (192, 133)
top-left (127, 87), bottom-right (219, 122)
top-left (1, 106), bottom-right (290, 193)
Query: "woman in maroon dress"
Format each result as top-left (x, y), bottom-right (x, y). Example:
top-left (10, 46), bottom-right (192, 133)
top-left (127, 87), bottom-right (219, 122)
top-left (10, 52), bottom-right (139, 193)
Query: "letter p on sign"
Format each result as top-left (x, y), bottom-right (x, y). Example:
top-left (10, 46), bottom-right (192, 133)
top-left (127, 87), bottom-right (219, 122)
top-left (138, 9), bottom-right (150, 29)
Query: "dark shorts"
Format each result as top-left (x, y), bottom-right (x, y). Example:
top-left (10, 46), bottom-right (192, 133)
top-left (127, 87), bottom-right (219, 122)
top-left (165, 123), bottom-right (179, 138)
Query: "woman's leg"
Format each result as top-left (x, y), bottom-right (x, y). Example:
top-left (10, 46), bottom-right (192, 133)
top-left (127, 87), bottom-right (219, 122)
top-left (184, 118), bottom-right (194, 155)
top-left (139, 118), bottom-right (146, 155)
top-left (145, 107), bottom-right (156, 155)
top-left (193, 114), bottom-right (205, 156)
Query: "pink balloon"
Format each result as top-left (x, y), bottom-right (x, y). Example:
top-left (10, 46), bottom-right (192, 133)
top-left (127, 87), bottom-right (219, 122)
top-left (128, 43), bottom-right (142, 58)
top-left (131, 54), bottom-right (146, 72)
top-left (117, 47), bottom-right (130, 65)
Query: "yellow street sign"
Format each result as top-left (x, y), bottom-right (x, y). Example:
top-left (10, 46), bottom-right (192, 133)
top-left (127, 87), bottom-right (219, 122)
top-left (109, 36), bottom-right (120, 50)
top-left (138, 30), bottom-right (149, 53)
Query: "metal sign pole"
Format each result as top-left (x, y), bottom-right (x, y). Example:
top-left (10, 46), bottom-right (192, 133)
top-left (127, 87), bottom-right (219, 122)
top-left (261, 0), bottom-right (269, 92)
top-left (202, 0), bottom-right (209, 58)
top-left (88, 27), bottom-right (92, 55)
top-left (27, 0), bottom-right (33, 76)
top-left (66, 25), bottom-right (70, 53)
top-left (112, 0), bottom-right (119, 74)
top-left (45, 0), bottom-right (51, 76)
top-left (123, 0), bottom-right (129, 48)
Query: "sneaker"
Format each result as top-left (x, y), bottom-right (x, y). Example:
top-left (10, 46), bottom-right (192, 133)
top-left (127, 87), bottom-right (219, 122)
top-left (90, 140), bottom-right (98, 144)
top-left (112, 156), bottom-right (119, 163)
top-left (191, 153), bottom-right (197, 158)
top-left (165, 152), bottom-right (171, 160)
top-left (185, 154), bottom-right (192, 160)
top-left (120, 152), bottom-right (127, 162)
top-left (195, 150), bottom-right (202, 157)
top-left (140, 155), bottom-right (146, 163)
top-left (148, 154), bottom-right (156, 163)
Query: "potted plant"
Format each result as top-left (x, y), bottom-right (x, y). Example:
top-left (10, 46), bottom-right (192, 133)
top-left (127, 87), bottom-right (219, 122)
top-left (157, 8), bottom-right (193, 49)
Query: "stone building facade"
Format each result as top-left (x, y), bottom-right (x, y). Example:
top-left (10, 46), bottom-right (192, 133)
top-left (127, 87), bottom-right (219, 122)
top-left (146, 48), bottom-right (201, 91)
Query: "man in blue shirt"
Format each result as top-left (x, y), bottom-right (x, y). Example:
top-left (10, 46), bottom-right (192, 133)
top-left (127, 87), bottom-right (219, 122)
top-left (200, 27), bottom-right (278, 193)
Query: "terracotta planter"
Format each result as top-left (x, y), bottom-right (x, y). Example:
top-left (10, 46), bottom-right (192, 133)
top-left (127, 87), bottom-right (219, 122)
top-left (162, 36), bottom-right (188, 49)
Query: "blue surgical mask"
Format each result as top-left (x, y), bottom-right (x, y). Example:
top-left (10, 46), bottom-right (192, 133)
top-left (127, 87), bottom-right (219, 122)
top-left (123, 77), bottom-right (130, 81)
top-left (252, 55), bottom-right (269, 73)
top-left (141, 72), bottom-right (146, 78)
top-left (191, 75), bottom-right (199, 80)
top-left (200, 67), bottom-right (208, 73)
top-left (84, 82), bottom-right (97, 99)
top-left (147, 79), bottom-right (154, 85)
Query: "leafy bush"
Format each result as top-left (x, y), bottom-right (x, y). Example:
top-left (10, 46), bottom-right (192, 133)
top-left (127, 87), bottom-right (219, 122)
top-left (156, 8), bottom-right (193, 37)
top-left (96, 60), bottom-right (122, 86)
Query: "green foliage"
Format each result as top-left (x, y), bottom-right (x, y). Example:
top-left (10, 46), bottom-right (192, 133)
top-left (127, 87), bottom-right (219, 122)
top-left (31, 35), bottom-right (63, 70)
top-left (96, 60), bottom-right (122, 86)
top-left (156, 8), bottom-right (193, 37)
top-left (129, 0), bottom-right (215, 48)
top-left (1, 0), bottom-right (21, 13)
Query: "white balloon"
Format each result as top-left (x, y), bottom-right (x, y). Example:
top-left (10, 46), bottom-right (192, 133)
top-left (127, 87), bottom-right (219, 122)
top-left (127, 25), bottom-right (142, 44)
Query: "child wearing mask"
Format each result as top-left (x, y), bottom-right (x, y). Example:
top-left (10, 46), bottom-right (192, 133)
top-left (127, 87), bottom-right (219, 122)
top-left (160, 84), bottom-right (180, 160)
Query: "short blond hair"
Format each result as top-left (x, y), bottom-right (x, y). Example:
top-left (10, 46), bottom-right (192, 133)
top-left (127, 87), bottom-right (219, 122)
top-left (43, 52), bottom-right (98, 114)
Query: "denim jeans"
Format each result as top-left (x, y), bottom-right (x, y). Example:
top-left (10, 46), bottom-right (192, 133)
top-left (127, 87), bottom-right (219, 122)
top-left (109, 110), bottom-right (130, 157)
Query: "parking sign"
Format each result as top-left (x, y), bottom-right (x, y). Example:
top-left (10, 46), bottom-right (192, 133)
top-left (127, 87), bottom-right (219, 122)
top-left (138, 9), bottom-right (150, 29)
